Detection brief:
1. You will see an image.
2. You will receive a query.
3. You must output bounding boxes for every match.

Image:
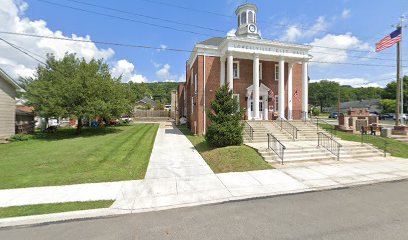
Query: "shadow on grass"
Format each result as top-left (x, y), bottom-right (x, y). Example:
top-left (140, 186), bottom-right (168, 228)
top-left (15, 125), bottom-right (131, 142)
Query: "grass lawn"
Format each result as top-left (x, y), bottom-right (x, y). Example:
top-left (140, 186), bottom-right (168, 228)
top-left (0, 124), bottom-right (158, 189)
top-left (320, 124), bottom-right (408, 158)
top-left (0, 200), bottom-right (114, 219)
top-left (177, 125), bottom-right (273, 173)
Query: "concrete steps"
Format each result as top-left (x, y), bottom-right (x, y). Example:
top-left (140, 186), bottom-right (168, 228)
top-left (244, 120), bottom-right (387, 164)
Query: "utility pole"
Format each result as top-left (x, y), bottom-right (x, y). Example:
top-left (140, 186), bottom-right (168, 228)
top-left (399, 16), bottom-right (405, 125)
top-left (395, 16), bottom-right (405, 126)
top-left (396, 24), bottom-right (401, 126)
top-left (337, 85), bottom-right (340, 122)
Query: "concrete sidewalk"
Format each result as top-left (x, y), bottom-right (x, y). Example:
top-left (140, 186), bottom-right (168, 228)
top-left (111, 124), bottom-right (232, 211)
top-left (1, 123), bottom-right (408, 228)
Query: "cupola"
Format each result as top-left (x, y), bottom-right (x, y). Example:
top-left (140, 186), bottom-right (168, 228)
top-left (235, 3), bottom-right (261, 39)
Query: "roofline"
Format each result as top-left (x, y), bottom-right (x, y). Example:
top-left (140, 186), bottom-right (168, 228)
top-left (235, 3), bottom-right (257, 15)
top-left (0, 68), bottom-right (22, 90)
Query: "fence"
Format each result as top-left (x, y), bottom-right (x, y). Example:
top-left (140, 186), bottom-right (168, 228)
top-left (133, 110), bottom-right (174, 121)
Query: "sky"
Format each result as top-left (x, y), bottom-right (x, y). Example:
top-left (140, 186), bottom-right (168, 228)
top-left (0, 0), bottom-right (407, 88)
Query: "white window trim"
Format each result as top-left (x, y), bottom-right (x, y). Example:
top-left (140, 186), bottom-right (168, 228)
top-left (233, 61), bottom-right (240, 79)
top-left (274, 64), bottom-right (279, 81)
top-left (191, 96), bottom-right (194, 113)
top-left (194, 74), bottom-right (198, 92)
top-left (259, 62), bottom-right (263, 80)
top-left (233, 93), bottom-right (240, 110)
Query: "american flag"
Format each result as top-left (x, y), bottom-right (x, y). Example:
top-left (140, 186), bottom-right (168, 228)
top-left (375, 28), bottom-right (402, 52)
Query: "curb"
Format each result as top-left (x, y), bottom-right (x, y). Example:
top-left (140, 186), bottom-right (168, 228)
top-left (1, 175), bottom-right (407, 229)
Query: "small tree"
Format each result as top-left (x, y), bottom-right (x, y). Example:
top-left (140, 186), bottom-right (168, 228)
top-left (23, 53), bottom-right (134, 134)
top-left (206, 86), bottom-right (243, 147)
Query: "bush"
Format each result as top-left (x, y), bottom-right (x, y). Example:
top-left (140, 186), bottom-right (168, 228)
top-left (206, 85), bottom-right (243, 147)
top-left (312, 107), bottom-right (320, 116)
top-left (9, 134), bottom-right (33, 142)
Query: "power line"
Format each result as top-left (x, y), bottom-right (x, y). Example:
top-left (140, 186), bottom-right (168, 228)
top-left (2, 31), bottom-right (407, 68)
top-left (35, 0), bottom-right (214, 37)
top-left (61, 0), bottom-right (225, 33)
top-left (0, 31), bottom-right (194, 52)
top-left (0, 37), bottom-right (47, 65)
top-left (37, 0), bottom-right (402, 57)
top-left (309, 60), bottom-right (406, 68)
top-left (138, 0), bottom-right (233, 18)
top-left (310, 50), bottom-right (406, 62)
top-left (138, 0), bottom-right (395, 42)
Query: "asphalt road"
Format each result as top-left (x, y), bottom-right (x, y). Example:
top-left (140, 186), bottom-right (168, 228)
top-left (2, 180), bottom-right (408, 240)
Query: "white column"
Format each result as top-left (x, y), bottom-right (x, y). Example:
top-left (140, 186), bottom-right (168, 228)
top-left (227, 54), bottom-right (234, 91)
top-left (287, 62), bottom-right (293, 120)
top-left (278, 58), bottom-right (285, 119)
top-left (247, 93), bottom-right (251, 120)
top-left (253, 54), bottom-right (260, 119)
top-left (302, 61), bottom-right (309, 119)
top-left (264, 98), bottom-right (268, 120)
top-left (220, 56), bottom-right (226, 86)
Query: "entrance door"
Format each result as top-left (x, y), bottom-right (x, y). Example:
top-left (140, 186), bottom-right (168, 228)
top-left (250, 97), bottom-right (264, 120)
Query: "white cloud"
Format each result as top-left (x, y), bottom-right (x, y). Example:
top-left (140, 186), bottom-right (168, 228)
top-left (156, 44), bottom-right (167, 52)
top-left (309, 33), bottom-right (370, 64)
top-left (154, 62), bottom-right (184, 82)
top-left (0, 0), bottom-right (135, 81)
top-left (341, 9), bottom-right (351, 19)
top-left (178, 74), bottom-right (186, 82)
top-left (111, 59), bottom-right (147, 83)
top-left (281, 16), bottom-right (328, 41)
top-left (155, 63), bottom-right (171, 79)
top-left (310, 78), bottom-right (381, 88)
top-left (227, 28), bottom-right (236, 37)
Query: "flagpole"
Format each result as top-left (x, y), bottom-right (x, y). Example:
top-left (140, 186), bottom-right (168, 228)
top-left (396, 23), bottom-right (401, 126)
top-left (399, 16), bottom-right (404, 125)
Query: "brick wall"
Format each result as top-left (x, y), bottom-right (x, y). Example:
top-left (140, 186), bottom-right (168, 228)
top-left (181, 55), bottom-right (305, 136)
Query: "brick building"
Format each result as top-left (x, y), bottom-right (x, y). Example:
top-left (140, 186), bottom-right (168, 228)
top-left (178, 3), bottom-right (312, 135)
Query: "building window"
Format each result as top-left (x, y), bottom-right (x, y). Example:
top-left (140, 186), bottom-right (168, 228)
top-left (248, 11), bottom-right (254, 23)
top-left (259, 101), bottom-right (263, 112)
top-left (240, 12), bottom-right (246, 25)
top-left (275, 64), bottom-right (279, 81)
top-left (194, 74), bottom-right (198, 92)
top-left (274, 95), bottom-right (279, 112)
top-left (191, 96), bottom-right (194, 113)
top-left (259, 62), bottom-right (263, 80)
top-left (233, 61), bottom-right (239, 79)
top-left (233, 94), bottom-right (240, 110)
top-left (191, 68), bottom-right (194, 89)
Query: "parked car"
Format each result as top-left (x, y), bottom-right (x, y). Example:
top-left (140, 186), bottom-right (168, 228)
top-left (328, 112), bottom-right (338, 119)
top-left (393, 114), bottom-right (408, 120)
top-left (109, 119), bottom-right (120, 125)
top-left (369, 111), bottom-right (379, 116)
top-left (380, 113), bottom-right (394, 120)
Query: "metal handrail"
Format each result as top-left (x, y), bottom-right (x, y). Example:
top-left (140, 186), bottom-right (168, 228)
top-left (311, 117), bottom-right (336, 136)
top-left (317, 132), bottom-right (342, 161)
top-left (267, 133), bottom-right (286, 164)
top-left (277, 119), bottom-right (299, 140)
top-left (244, 121), bottom-right (254, 141)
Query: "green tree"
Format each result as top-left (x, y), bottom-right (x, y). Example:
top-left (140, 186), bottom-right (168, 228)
top-left (379, 99), bottom-right (396, 113)
top-left (381, 76), bottom-right (408, 112)
top-left (206, 85), bottom-right (243, 147)
top-left (23, 53), bottom-right (134, 133)
top-left (309, 80), bottom-right (339, 111)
